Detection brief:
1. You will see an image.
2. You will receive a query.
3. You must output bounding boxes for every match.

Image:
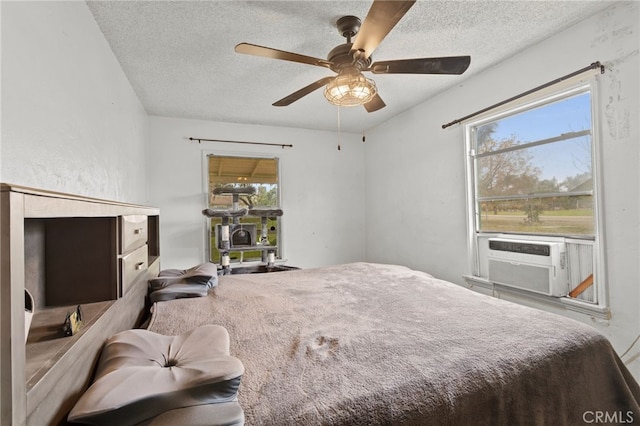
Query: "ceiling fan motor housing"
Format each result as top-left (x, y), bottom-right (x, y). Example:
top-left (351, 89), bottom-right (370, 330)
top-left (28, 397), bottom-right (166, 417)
top-left (329, 16), bottom-right (371, 72)
top-left (327, 43), bottom-right (371, 72)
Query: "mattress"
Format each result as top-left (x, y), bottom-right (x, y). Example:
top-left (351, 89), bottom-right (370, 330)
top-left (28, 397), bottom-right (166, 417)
top-left (148, 262), bottom-right (640, 425)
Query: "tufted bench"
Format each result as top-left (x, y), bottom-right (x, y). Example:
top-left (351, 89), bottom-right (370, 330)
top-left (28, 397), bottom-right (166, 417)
top-left (68, 325), bottom-right (244, 426)
top-left (148, 262), bottom-right (219, 303)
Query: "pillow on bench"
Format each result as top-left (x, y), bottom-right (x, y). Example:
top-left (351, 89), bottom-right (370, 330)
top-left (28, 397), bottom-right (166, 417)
top-left (149, 262), bottom-right (219, 291)
top-left (149, 283), bottom-right (210, 303)
top-left (148, 262), bottom-right (219, 303)
top-left (68, 325), bottom-right (244, 426)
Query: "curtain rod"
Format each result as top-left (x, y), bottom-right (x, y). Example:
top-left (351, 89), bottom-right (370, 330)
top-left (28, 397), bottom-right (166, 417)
top-left (189, 137), bottom-right (293, 149)
top-left (441, 61), bottom-right (605, 130)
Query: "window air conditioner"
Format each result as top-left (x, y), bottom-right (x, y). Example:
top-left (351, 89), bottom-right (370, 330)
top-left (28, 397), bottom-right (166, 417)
top-left (487, 237), bottom-right (569, 297)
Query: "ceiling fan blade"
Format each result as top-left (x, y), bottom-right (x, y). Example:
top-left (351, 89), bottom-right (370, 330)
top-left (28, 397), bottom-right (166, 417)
top-left (350, 0), bottom-right (416, 60)
top-left (370, 56), bottom-right (471, 75)
top-left (235, 43), bottom-right (333, 69)
top-left (273, 76), bottom-right (336, 107)
top-left (364, 93), bottom-right (386, 112)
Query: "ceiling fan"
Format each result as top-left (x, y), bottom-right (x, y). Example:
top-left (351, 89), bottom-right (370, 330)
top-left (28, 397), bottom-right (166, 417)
top-left (235, 0), bottom-right (471, 112)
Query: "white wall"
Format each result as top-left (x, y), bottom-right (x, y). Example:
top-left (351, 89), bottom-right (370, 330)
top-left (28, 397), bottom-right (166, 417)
top-left (148, 116), bottom-right (365, 270)
top-left (364, 1), bottom-right (640, 379)
top-left (1, 1), bottom-right (148, 203)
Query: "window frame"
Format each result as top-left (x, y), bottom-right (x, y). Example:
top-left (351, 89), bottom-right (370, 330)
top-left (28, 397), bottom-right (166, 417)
top-left (463, 79), bottom-right (608, 315)
top-left (201, 151), bottom-right (283, 265)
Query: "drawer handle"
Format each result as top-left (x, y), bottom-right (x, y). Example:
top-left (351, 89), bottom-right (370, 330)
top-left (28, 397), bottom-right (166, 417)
top-left (133, 228), bottom-right (145, 234)
top-left (135, 262), bottom-right (145, 270)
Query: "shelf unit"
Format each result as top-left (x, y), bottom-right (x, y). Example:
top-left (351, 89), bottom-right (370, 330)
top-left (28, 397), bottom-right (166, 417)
top-left (1, 184), bottom-right (161, 425)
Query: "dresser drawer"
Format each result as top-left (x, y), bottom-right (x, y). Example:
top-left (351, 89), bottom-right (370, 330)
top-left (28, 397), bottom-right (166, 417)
top-left (120, 244), bottom-right (148, 296)
top-left (120, 215), bottom-right (147, 254)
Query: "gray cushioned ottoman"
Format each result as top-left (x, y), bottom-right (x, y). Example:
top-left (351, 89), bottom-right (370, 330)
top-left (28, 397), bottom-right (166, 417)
top-left (68, 325), bottom-right (244, 425)
top-left (149, 262), bottom-right (219, 303)
top-left (141, 402), bottom-right (244, 425)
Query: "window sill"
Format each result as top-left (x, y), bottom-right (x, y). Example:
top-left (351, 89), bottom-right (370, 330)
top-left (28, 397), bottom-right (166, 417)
top-left (462, 274), bottom-right (610, 320)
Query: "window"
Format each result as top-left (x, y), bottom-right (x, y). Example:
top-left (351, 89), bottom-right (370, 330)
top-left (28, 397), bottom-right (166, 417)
top-left (206, 155), bottom-right (280, 264)
top-left (473, 90), bottom-right (594, 236)
top-left (465, 82), bottom-right (606, 314)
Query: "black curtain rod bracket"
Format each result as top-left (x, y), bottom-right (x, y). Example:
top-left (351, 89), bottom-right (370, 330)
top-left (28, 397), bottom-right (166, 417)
top-left (442, 61), bottom-right (604, 129)
top-left (189, 137), bottom-right (293, 149)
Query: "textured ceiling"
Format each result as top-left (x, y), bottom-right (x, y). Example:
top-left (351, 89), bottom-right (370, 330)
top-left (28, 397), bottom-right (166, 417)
top-left (86, 0), bottom-right (612, 133)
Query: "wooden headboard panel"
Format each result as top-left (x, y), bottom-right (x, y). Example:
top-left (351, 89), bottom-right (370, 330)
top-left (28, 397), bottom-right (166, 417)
top-left (0, 184), bottom-right (160, 425)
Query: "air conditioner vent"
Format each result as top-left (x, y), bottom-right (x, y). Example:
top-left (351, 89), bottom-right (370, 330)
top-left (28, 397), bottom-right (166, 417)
top-left (488, 240), bottom-right (551, 256)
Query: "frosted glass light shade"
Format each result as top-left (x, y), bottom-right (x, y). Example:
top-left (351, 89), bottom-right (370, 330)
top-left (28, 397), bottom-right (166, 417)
top-left (324, 70), bottom-right (377, 107)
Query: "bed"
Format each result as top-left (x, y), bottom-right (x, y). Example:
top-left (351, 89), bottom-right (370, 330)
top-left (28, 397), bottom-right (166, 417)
top-left (146, 262), bottom-right (640, 425)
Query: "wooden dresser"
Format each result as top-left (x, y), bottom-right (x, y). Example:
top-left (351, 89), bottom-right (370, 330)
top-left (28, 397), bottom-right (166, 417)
top-left (0, 184), bottom-right (160, 425)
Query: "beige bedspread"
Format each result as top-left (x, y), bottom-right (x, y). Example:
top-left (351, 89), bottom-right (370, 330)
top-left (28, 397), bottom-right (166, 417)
top-left (147, 262), bottom-right (640, 425)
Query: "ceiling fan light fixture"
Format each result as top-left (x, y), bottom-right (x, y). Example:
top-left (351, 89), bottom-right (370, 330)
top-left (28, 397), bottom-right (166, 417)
top-left (323, 69), bottom-right (377, 107)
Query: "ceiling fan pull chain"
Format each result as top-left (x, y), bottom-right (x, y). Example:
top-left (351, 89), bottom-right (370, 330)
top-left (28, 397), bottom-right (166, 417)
top-left (337, 106), bottom-right (342, 151)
